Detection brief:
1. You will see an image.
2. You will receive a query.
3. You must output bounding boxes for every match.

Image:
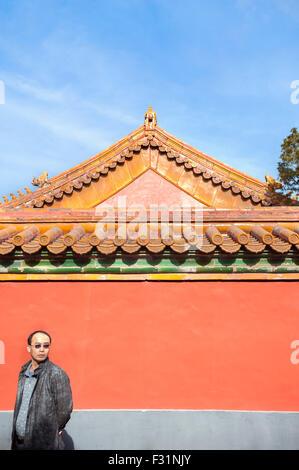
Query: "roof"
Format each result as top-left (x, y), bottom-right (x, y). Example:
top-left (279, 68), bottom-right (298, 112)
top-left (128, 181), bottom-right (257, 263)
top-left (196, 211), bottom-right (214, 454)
top-left (0, 213), bottom-right (298, 256)
top-left (0, 207), bottom-right (298, 280)
top-left (0, 107), bottom-right (298, 280)
top-left (1, 107), bottom-right (271, 210)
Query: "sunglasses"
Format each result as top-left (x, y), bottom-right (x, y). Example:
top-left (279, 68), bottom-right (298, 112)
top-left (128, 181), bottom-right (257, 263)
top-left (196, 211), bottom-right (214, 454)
top-left (31, 343), bottom-right (50, 349)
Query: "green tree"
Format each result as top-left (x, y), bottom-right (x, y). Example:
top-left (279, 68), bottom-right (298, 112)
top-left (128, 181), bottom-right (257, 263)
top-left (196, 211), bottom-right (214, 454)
top-left (277, 127), bottom-right (299, 194)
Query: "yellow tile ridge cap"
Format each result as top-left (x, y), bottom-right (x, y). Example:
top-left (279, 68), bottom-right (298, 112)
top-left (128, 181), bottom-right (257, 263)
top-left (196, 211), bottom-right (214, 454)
top-left (49, 125), bottom-right (145, 184)
top-left (155, 126), bottom-right (266, 188)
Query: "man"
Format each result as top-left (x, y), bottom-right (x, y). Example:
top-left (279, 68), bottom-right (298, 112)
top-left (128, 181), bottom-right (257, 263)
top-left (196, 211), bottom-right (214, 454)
top-left (11, 330), bottom-right (73, 450)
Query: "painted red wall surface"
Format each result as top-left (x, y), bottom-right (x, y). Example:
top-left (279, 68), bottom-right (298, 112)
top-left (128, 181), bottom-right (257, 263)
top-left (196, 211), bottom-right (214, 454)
top-left (0, 281), bottom-right (299, 411)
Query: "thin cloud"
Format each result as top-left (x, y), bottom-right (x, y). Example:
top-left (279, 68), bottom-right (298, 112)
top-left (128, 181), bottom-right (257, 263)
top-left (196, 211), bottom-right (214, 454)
top-left (6, 99), bottom-right (111, 150)
top-left (3, 73), bottom-right (140, 127)
top-left (4, 75), bottom-right (66, 103)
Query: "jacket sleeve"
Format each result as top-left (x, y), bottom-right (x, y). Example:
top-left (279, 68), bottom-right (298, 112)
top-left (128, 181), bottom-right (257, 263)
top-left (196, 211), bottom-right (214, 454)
top-left (51, 368), bottom-right (73, 430)
top-left (11, 372), bottom-right (24, 448)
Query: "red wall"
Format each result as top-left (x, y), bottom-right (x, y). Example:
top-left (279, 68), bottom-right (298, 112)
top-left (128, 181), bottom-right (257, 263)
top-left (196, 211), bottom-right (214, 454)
top-left (0, 281), bottom-right (299, 411)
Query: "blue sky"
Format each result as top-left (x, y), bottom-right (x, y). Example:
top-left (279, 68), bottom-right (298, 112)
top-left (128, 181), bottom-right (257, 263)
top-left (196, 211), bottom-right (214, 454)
top-left (0, 0), bottom-right (298, 198)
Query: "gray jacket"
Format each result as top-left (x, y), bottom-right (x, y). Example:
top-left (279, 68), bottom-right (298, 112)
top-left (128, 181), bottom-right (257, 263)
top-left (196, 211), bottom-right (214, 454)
top-left (11, 358), bottom-right (73, 450)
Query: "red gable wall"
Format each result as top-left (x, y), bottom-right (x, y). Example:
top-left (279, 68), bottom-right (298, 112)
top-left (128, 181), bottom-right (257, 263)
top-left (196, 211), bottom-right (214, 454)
top-left (96, 169), bottom-right (206, 209)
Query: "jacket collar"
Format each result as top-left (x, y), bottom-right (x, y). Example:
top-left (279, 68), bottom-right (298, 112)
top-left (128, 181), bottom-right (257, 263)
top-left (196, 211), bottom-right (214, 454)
top-left (20, 358), bottom-right (50, 377)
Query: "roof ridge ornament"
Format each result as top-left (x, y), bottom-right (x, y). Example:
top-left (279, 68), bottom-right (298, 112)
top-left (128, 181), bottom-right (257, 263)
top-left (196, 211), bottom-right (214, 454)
top-left (32, 171), bottom-right (50, 188)
top-left (144, 105), bottom-right (157, 130)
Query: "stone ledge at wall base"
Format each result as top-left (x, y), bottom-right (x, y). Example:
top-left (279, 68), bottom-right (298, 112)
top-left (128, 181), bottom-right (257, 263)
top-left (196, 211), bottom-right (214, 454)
top-left (1, 410), bottom-right (299, 450)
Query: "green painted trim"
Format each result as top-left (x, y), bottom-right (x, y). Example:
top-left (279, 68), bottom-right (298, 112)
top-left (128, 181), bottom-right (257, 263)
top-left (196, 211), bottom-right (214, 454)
top-left (0, 248), bottom-right (298, 274)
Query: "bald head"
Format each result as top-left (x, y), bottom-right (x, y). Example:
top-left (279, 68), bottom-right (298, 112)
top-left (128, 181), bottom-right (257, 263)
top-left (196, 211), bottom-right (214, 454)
top-left (27, 330), bottom-right (51, 345)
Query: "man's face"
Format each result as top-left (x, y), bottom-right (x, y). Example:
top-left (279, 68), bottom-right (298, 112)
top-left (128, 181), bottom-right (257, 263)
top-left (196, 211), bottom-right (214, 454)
top-left (27, 332), bottom-right (51, 363)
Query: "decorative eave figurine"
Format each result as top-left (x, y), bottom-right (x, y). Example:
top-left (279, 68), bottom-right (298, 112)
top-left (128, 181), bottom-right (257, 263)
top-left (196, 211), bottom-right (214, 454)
top-left (32, 171), bottom-right (50, 188)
